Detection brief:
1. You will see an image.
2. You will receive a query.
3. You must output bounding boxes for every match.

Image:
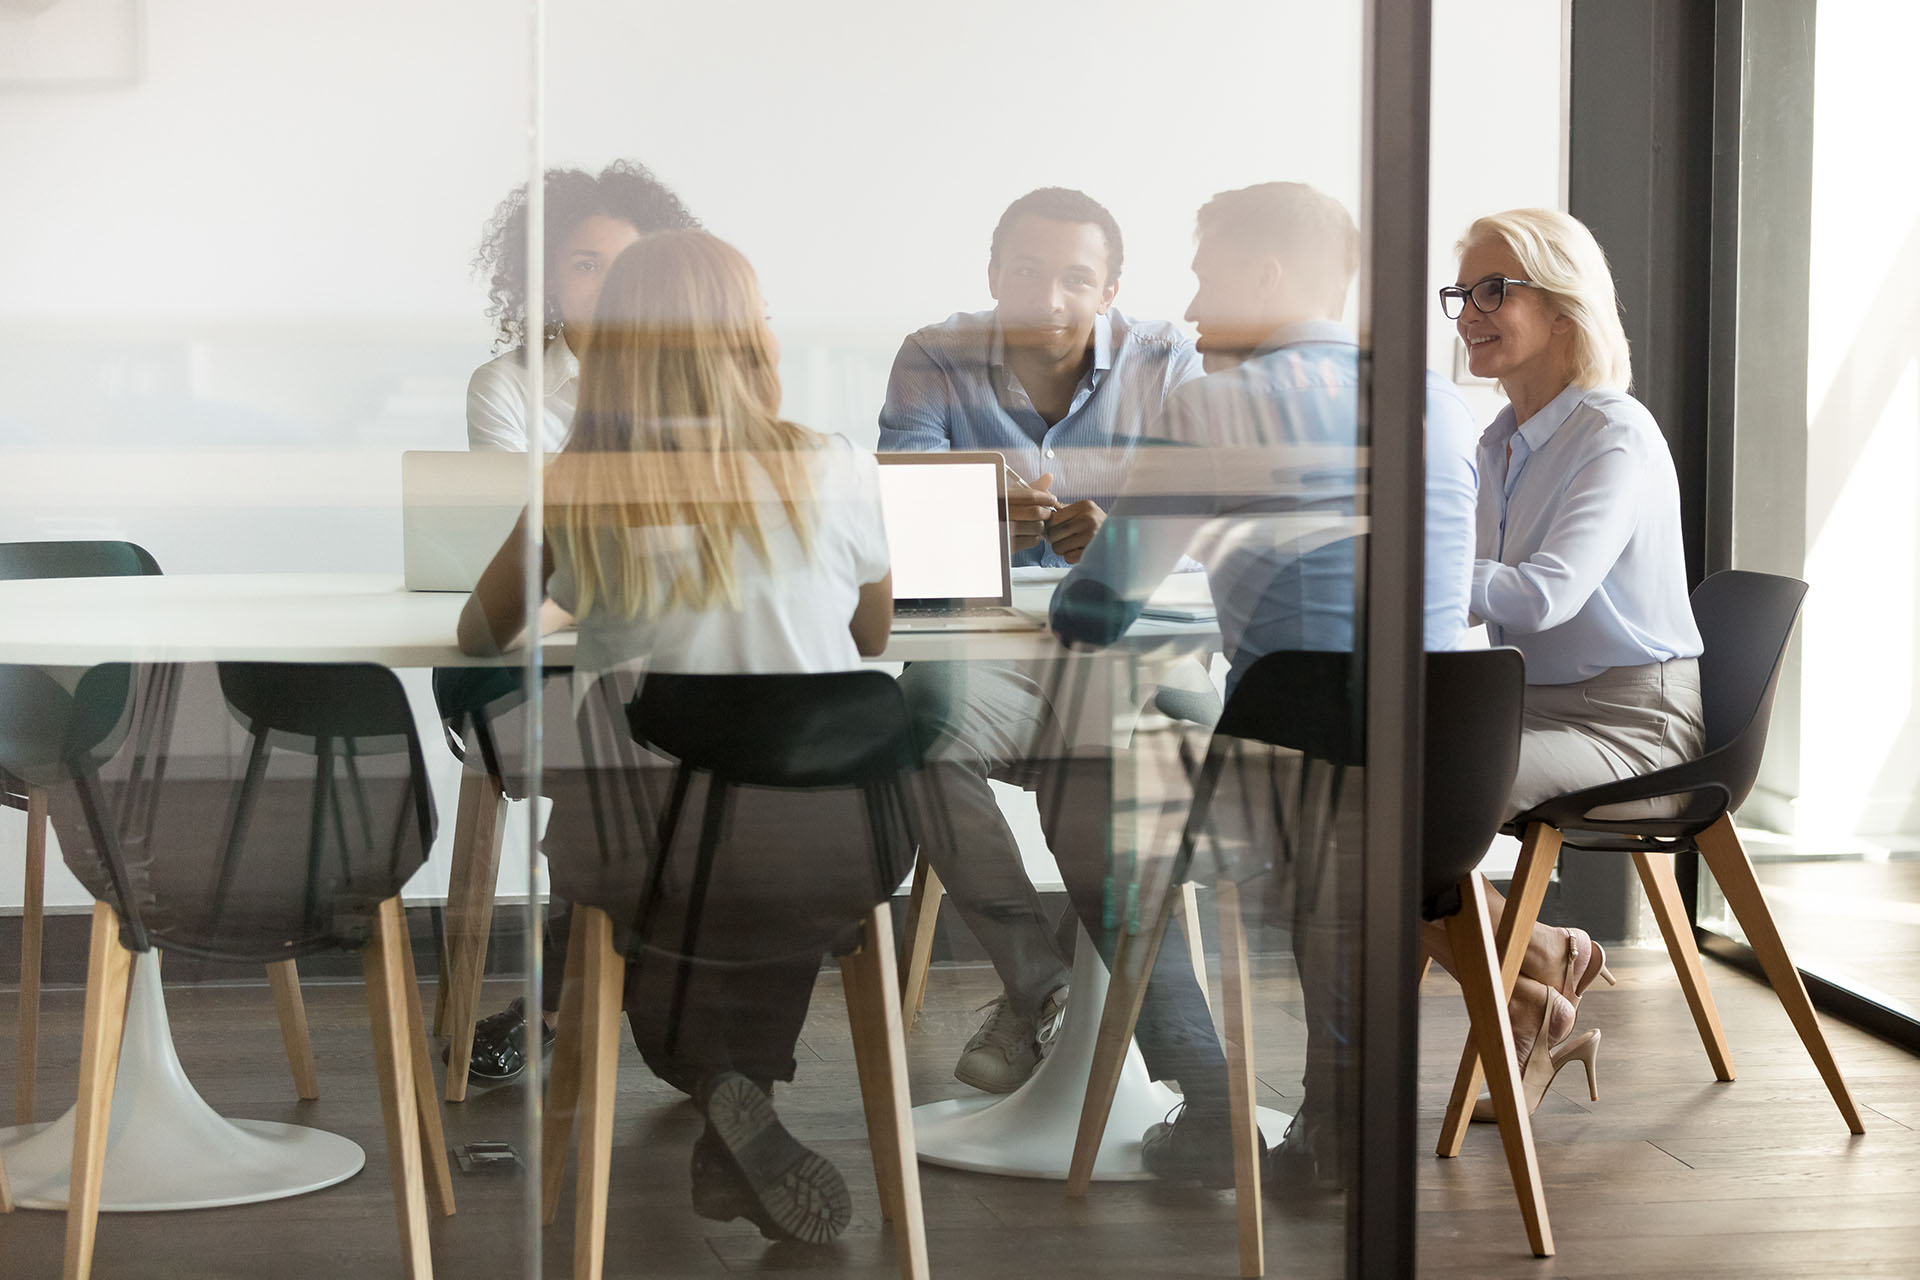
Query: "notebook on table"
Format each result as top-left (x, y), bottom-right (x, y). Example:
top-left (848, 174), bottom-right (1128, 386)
top-left (876, 451), bottom-right (1036, 632)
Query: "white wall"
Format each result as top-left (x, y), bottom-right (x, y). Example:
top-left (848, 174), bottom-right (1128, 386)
top-left (0, 0), bottom-right (1562, 908)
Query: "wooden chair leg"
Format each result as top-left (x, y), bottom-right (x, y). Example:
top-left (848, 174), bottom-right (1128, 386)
top-left (570, 908), bottom-right (625, 1280)
top-left (1180, 881), bottom-right (1212, 1017)
top-left (1632, 849), bottom-right (1736, 1081)
top-left (1415, 951), bottom-right (1433, 992)
top-left (1444, 872), bottom-right (1553, 1257)
top-left (16, 784), bottom-right (47, 1125)
top-left (1696, 815), bottom-right (1865, 1134)
top-left (1438, 822), bottom-right (1562, 1158)
top-left (266, 959), bottom-right (320, 1101)
top-left (542, 907), bottom-right (589, 1226)
top-left (396, 920), bottom-right (457, 1217)
top-left (63, 902), bottom-right (135, 1280)
top-left (1216, 882), bottom-right (1264, 1278)
top-left (841, 904), bottom-right (930, 1280)
top-left (440, 771), bottom-right (508, 1103)
top-left (898, 857), bottom-right (943, 1023)
top-left (361, 897), bottom-right (433, 1280)
top-left (1067, 894), bottom-right (1175, 1197)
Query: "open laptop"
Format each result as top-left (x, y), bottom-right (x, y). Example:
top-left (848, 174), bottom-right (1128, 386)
top-left (876, 451), bottom-right (1036, 632)
top-left (400, 451), bottom-right (525, 591)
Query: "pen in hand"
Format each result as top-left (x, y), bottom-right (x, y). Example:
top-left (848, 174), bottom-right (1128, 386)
top-left (1005, 464), bottom-right (1059, 555)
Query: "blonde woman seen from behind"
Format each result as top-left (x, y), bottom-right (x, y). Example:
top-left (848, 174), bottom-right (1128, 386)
top-left (1424, 208), bottom-right (1704, 1121)
top-left (458, 231), bottom-right (895, 1245)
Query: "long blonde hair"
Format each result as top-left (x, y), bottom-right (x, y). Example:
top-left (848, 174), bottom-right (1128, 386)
top-left (548, 230), bottom-right (822, 619)
top-left (1457, 208), bottom-right (1634, 392)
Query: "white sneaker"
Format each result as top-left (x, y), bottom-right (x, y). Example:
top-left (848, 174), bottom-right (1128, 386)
top-left (953, 986), bottom-right (1068, 1094)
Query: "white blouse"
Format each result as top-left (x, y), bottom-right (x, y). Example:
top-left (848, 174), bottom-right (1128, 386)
top-left (466, 339), bottom-right (579, 454)
top-left (1472, 382), bottom-right (1703, 685)
top-left (547, 435), bottom-right (891, 681)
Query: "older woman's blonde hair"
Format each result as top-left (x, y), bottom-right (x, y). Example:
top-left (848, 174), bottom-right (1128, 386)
top-left (1457, 208), bottom-right (1633, 392)
top-left (549, 230), bottom-right (821, 620)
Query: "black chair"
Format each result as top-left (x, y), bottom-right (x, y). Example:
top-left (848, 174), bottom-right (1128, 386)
top-left (1436, 570), bottom-right (1863, 1156)
top-left (0, 659), bottom-right (455, 1279)
top-left (537, 671), bottom-right (929, 1280)
top-left (1070, 648), bottom-right (1554, 1270)
top-left (0, 541), bottom-right (164, 1125)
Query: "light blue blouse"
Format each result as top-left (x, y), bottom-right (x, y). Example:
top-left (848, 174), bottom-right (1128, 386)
top-left (1472, 382), bottom-right (1703, 685)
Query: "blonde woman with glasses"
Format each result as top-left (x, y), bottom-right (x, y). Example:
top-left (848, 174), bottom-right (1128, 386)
top-left (1427, 208), bottom-right (1705, 1118)
top-left (458, 230), bottom-right (895, 1243)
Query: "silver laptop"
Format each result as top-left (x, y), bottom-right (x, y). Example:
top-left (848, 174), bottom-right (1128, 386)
top-left (401, 451), bottom-right (527, 591)
top-left (876, 451), bottom-right (1034, 631)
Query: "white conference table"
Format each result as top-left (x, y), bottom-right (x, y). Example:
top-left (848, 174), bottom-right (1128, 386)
top-left (0, 569), bottom-right (1269, 1205)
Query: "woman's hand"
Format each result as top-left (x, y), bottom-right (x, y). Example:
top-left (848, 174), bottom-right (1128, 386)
top-left (457, 508), bottom-right (556, 655)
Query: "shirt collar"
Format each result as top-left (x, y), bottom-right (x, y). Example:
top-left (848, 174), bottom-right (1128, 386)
top-left (1480, 381), bottom-right (1587, 455)
top-left (989, 308), bottom-right (1117, 378)
top-left (544, 337), bottom-right (580, 391)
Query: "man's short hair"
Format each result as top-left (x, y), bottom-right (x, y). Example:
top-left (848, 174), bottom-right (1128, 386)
top-left (1195, 182), bottom-right (1360, 304)
top-left (989, 187), bottom-right (1125, 283)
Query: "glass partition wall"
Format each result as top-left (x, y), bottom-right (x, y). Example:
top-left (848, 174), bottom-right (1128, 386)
top-left (0, 2), bottom-right (1462, 1277)
top-left (1694, 0), bottom-right (1920, 1045)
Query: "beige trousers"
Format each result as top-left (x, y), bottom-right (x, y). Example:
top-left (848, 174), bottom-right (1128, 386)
top-left (1507, 657), bottom-right (1706, 822)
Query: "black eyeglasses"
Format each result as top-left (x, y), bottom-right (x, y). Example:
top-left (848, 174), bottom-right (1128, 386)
top-left (1439, 276), bottom-right (1543, 320)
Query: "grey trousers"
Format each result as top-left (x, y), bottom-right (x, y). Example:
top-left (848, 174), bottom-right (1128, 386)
top-left (1508, 658), bottom-right (1706, 821)
top-left (900, 660), bottom-right (1075, 1015)
top-left (900, 658), bottom-right (1230, 1100)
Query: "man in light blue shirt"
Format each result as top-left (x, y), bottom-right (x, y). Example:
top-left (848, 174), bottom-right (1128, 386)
top-left (879, 187), bottom-right (1204, 565)
top-left (1046, 182), bottom-right (1479, 1189)
top-left (879, 188), bottom-right (1204, 1095)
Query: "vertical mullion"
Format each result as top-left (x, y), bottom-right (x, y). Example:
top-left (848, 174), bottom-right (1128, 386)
top-left (1355, 0), bottom-right (1432, 1275)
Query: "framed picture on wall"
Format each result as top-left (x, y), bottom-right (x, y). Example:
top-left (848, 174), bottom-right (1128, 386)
top-left (0, 0), bottom-right (146, 91)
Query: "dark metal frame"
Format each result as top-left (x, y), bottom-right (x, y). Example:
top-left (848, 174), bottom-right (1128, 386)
top-left (1356, 0), bottom-right (1432, 1273)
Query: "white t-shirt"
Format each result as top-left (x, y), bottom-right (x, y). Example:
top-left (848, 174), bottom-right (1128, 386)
top-left (547, 434), bottom-right (890, 680)
top-left (466, 339), bottom-right (579, 453)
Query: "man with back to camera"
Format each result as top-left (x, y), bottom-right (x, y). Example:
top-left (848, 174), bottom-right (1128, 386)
top-left (1048, 181), bottom-right (1480, 1188)
top-left (878, 186), bottom-right (1204, 1093)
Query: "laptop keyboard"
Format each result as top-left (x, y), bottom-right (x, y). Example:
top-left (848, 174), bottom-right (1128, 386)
top-left (895, 604), bottom-right (1019, 618)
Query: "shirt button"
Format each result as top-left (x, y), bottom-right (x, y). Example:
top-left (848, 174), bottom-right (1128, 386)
top-left (1044, 449), bottom-right (1056, 459)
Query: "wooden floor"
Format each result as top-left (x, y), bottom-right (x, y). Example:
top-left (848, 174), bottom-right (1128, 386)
top-left (3, 940), bottom-right (1918, 1278)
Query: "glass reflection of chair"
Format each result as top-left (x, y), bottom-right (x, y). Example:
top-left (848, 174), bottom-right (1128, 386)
top-left (1071, 648), bottom-right (1554, 1272)
top-left (1439, 569), bottom-right (1864, 1152)
top-left (426, 666), bottom-right (523, 1102)
top-left (896, 681), bottom-right (1221, 1025)
top-left (0, 540), bottom-right (317, 1123)
top-left (539, 670), bottom-right (928, 1280)
top-left (0, 659), bottom-right (455, 1280)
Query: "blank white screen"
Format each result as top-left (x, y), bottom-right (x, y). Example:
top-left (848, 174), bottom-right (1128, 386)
top-left (878, 462), bottom-right (1005, 601)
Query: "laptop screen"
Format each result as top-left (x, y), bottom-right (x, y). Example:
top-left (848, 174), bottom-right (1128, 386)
top-left (875, 451), bottom-right (1012, 607)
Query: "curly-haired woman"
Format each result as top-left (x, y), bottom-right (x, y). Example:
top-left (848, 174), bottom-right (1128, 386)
top-left (466, 159), bottom-right (698, 452)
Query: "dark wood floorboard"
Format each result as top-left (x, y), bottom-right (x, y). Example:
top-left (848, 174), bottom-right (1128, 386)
top-left (3, 942), bottom-right (1919, 1277)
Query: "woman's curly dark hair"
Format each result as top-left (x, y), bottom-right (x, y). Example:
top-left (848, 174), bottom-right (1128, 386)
top-left (474, 159), bottom-right (700, 351)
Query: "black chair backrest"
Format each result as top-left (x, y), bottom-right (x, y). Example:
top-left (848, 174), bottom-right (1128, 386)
top-left (221, 661), bottom-right (422, 747)
top-left (629, 671), bottom-right (922, 789)
top-left (1691, 570), bottom-right (1807, 807)
top-left (0, 539), bottom-right (158, 785)
top-left (1212, 647), bottom-right (1525, 915)
top-left (1420, 649), bottom-right (1526, 904)
top-left (0, 664), bottom-right (136, 784)
top-left (0, 540), bottom-right (160, 581)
